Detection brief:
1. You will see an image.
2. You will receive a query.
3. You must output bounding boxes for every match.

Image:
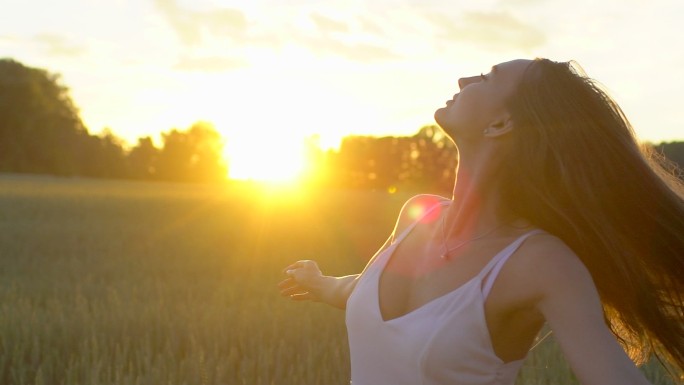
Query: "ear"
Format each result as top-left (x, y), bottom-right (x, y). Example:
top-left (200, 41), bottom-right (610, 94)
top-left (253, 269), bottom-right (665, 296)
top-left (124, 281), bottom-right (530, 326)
top-left (484, 113), bottom-right (514, 138)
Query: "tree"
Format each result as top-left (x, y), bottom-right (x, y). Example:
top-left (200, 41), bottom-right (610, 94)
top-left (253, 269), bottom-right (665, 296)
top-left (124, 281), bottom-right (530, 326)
top-left (324, 126), bottom-right (457, 193)
top-left (154, 122), bottom-right (227, 183)
top-left (0, 58), bottom-right (88, 175)
top-left (654, 141), bottom-right (684, 173)
top-left (78, 129), bottom-right (129, 178)
top-left (127, 136), bottom-right (159, 179)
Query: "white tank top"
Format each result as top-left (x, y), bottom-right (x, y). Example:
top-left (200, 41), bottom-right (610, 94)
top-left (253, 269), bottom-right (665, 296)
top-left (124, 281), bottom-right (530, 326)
top-left (346, 201), bottom-right (542, 385)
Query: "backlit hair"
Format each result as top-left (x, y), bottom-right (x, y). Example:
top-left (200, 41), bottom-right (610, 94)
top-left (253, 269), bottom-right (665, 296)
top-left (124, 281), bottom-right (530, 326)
top-left (499, 58), bottom-right (684, 377)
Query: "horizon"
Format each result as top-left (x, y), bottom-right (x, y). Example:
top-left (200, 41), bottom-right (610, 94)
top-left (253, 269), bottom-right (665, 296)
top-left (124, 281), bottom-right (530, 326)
top-left (3, 0), bottom-right (684, 180)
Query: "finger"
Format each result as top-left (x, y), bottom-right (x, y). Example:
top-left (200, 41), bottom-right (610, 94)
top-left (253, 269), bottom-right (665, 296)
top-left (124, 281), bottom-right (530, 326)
top-left (282, 260), bottom-right (317, 274)
top-left (290, 292), bottom-right (316, 301)
top-left (280, 286), bottom-right (308, 297)
top-left (277, 278), bottom-right (297, 288)
top-left (282, 260), bottom-right (308, 273)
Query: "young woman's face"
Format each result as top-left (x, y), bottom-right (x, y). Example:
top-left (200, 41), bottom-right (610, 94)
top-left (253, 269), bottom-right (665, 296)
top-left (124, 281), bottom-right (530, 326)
top-left (434, 59), bottom-right (531, 141)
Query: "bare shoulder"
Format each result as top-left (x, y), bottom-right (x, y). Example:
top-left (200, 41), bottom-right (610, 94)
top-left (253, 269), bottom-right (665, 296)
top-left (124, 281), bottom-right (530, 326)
top-left (506, 232), bottom-right (596, 304)
top-left (392, 194), bottom-right (450, 239)
top-left (516, 232), bottom-right (583, 271)
top-left (399, 194), bottom-right (450, 212)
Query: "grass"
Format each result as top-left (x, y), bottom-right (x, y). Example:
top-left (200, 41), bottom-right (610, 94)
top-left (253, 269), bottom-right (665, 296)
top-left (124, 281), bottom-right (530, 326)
top-left (0, 174), bottom-right (677, 385)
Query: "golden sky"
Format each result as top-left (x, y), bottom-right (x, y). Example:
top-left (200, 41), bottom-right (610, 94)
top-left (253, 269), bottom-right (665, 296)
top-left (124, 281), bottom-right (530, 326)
top-left (2, 0), bottom-right (683, 179)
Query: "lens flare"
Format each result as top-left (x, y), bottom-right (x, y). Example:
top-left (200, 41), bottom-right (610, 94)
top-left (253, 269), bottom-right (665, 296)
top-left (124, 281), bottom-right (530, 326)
top-left (406, 196), bottom-right (443, 223)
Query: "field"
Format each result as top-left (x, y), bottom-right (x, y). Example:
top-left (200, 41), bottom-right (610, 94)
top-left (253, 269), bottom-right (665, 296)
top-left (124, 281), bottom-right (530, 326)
top-left (0, 174), bottom-right (676, 385)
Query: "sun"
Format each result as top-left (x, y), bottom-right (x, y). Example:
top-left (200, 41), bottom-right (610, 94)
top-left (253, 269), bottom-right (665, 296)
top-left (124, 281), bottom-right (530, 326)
top-left (224, 136), bottom-right (309, 183)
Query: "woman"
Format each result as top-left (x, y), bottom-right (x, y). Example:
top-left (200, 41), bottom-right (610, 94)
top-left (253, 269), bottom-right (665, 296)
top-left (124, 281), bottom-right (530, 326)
top-left (278, 58), bottom-right (684, 385)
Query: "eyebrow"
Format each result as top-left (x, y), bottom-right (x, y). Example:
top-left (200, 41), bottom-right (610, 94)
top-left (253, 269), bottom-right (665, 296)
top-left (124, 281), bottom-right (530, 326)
top-left (491, 65), bottom-right (499, 74)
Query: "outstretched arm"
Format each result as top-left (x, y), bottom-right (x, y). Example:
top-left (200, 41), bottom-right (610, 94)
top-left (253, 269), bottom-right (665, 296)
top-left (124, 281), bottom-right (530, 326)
top-left (278, 260), bottom-right (360, 309)
top-left (277, 232), bottom-right (394, 309)
top-left (278, 194), bottom-right (449, 310)
top-left (529, 239), bottom-right (652, 385)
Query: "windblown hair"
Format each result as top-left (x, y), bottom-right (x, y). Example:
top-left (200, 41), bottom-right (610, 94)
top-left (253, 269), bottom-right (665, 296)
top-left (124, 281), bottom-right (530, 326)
top-left (499, 58), bottom-right (684, 376)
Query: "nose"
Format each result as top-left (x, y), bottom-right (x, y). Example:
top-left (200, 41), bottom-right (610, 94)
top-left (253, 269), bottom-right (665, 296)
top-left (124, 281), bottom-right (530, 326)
top-left (458, 76), bottom-right (480, 90)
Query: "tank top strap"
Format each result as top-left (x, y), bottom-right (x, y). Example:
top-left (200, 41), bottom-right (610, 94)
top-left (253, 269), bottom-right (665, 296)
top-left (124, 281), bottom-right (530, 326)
top-left (480, 229), bottom-right (545, 299)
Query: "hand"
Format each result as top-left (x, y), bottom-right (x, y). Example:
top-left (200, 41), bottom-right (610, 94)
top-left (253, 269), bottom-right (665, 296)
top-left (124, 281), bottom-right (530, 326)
top-left (278, 260), bottom-right (325, 302)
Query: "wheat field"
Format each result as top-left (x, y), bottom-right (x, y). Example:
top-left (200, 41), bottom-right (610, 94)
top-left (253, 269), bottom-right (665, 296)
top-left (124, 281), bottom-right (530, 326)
top-left (0, 174), bottom-right (676, 385)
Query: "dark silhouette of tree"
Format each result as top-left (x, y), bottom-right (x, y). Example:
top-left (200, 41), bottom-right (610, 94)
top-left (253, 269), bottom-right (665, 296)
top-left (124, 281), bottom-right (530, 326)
top-left (654, 141), bottom-right (684, 173)
top-left (403, 125), bottom-right (457, 191)
top-left (0, 58), bottom-right (140, 180)
top-left (321, 125), bottom-right (457, 193)
top-left (127, 136), bottom-right (159, 180)
top-left (78, 129), bottom-right (129, 178)
top-left (0, 58), bottom-right (88, 175)
top-left (154, 122), bottom-right (227, 183)
top-left (0, 59), bottom-right (230, 183)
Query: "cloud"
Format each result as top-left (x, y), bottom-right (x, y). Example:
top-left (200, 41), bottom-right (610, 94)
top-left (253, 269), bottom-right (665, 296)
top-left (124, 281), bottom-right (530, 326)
top-left (0, 35), bottom-right (18, 43)
top-left (173, 55), bottom-right (249, 72)
top-left (310, 13), bottom-right (350, 34)
top-left (358, 15), bottom-right (385, 35)
top-left (33, 33), bottom-right (87, 57)
top-left (428, 11), bottom-right (546, 51)
top-left (298, 11), bottom-right (397, 61)
top-left (153, 1), bottom-right (399, 63)
top-left (154, 0), bottom-right (248, 46)
top-left (203, 8), bottom-right (249, 39)
top-left (302, 35), bottom-right (399, 62)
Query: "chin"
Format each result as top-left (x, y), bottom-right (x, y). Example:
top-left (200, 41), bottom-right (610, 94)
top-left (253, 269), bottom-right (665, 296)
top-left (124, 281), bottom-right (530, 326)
top-left (434, 107), bottom-right (447, 127)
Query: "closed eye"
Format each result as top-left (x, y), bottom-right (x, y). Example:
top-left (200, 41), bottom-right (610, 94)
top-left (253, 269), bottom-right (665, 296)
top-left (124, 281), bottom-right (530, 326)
top-left (480, 73), bottom-right (488, 81)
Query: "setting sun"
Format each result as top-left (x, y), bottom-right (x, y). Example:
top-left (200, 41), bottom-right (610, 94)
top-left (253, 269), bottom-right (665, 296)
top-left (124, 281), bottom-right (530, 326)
top-left (224, 136), bottom-right (308, 182)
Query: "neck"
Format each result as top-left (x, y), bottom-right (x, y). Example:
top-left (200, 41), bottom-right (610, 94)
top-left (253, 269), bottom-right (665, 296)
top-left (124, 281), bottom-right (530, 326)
top-left (445, 145), bottom-right (505, 239)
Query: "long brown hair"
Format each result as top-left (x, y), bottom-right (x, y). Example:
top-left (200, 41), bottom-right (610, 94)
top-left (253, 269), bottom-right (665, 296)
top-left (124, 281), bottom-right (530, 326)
top-left (498, 58), bottom-right (684, 376)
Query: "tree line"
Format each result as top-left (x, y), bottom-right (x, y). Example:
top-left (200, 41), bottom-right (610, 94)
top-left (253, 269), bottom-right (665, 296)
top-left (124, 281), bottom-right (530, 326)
top-left (0, 59), bottom-right (227, 183)
top-left (1, 58), bottom-right (682, 191)
top-left (309, 126), bottom-right (458, 193)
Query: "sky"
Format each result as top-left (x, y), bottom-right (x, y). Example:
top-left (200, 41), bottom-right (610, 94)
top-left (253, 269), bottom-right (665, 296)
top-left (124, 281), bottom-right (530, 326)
top-left (2, 0), bottom-right (683, 179)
